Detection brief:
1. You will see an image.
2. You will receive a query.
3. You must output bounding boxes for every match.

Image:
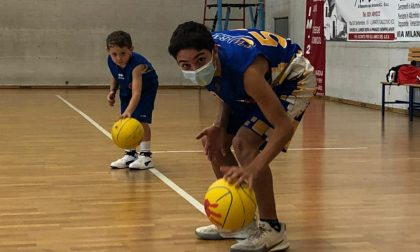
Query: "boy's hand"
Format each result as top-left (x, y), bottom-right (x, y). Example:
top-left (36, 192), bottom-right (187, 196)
top-left (221, 165), bottom-right (258, 190)
top-left (196, 125), bottom-right (227, 162)
top-left (107, 91), bottom-right (116, 106)
top-left (120, 111), bottom-right (132, 118)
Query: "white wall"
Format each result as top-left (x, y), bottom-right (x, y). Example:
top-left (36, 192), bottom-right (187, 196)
top-left (1, 0), bottom-right (418, 108)
top-left (326, 42), bottom-right (419, 107)
top-left (265, 0), bottom-right (289, 33)
top-left (265, 0), bottom-right (305, 48)
top-left (0, 0), bottom-right (289, 86)
top-left (0, 0), bottom-right (203, 86)
top-left (264, 0), bottom-right (418, 108)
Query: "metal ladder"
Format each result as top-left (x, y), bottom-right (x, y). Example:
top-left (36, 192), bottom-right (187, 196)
top-left (202, 0), bottom-right (265, 31)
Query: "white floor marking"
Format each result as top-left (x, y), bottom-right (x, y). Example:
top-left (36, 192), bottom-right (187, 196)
top-left (152, 147), bottom-right (368, 154)
top-left (288, 147), bottom-right (368, 151)
top-left (56, 95), bottom-right (205, 215)
top-left (57, 95), bottom-right (368, 216)
top-left (56, 95), bottom-right (112, 139)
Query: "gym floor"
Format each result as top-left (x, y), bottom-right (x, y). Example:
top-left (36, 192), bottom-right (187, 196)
top-left (0, 88), bottom-right (419, 251)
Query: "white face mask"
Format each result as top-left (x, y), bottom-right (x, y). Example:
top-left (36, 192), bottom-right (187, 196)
top-left (181, 56), bottom-right (216, 86)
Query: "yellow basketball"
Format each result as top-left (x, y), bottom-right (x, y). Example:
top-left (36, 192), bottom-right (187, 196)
top-left (204, 178), bottom-right (257, 232)
top-left (111, 118), bottom-right (144, 149)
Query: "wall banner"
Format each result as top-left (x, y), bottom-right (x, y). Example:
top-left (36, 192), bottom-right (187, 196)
top-left (305, 0), bottom-right (326, 95)
top-left (325, 0), bottom-right (420, 42)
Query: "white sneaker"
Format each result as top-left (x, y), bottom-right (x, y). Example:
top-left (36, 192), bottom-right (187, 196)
top-left (129, 155), bottom-right (154, 170)
top-left (110, 153), bottom-right (137, 169)
top-left (230, 221), bottom-right (289, 252)
top-left (195, 221), bottom-right (257, 240)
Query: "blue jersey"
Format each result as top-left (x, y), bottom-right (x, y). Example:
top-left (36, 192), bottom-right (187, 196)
top-left (108, 52), bottom-right (158, 99)
top-left (207, 29), bottom-right (301, 111)
top-left (108, 52), bottom-right (159, 123)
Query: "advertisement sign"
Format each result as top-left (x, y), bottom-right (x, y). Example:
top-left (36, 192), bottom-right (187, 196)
top-left (325, 0), bottom-right (420, 41)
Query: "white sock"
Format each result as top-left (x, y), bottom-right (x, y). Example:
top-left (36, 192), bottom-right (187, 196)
top-left (140, 141), bottom-right (151, 153)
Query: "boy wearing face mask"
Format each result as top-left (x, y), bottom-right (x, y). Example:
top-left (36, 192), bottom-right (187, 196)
top-left (106, 31), bottom-right (159, 170)
top-left (168, 21), bottom-right (316, 252)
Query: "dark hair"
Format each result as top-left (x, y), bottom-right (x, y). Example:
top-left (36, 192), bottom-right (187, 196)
top-left (106, 30), bottom-right (133, 49)
top-left (168, 21), bottom-right (215, 58)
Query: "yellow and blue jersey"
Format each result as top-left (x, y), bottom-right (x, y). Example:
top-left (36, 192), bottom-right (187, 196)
top-left (207, 29), bottom-right (301, 111)
top-left (207, 29), bottom-right (316, 149)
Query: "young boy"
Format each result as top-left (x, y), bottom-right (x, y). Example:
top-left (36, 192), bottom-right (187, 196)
top-left (106, 30), bottom-right (158, 170)
top-left (168, 21), bottom-right (316, 252)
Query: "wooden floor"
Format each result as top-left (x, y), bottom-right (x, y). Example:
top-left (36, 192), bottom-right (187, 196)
top-left (0, 88), bottom-right (419, 251)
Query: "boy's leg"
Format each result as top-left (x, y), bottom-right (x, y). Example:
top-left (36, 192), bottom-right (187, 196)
top-left (229, 122), bottom-right (289, 252)
top-left (232, 126), bottom-right (277, 219)
top-left (195, 113), bottom-right (259, 240)
top-left (141, 122), bottom-right (152, 142)
top-left (128, 78), bottom-right (158, 170)
top-left (195, 149), bottom-right (258, 241)
top-left (129, 123), bottom-right (154, 170)
top-left (197, 108), bottom-right (245, 178)
top-left (229, 53), bottom-right (315, 252)
top-left (111, 98), bottom-right (138, 169)
top-left (199, 134), bottom-right (237, 178)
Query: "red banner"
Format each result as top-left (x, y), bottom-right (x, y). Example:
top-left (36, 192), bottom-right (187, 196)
top-left (304, 0), bottom-right (325, 95)
top-left (348, 33), bottom-right (395, 41)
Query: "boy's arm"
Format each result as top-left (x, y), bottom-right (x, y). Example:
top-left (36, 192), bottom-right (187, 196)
top-left (110, 78), bottom-right (118, 92)
top-left (243, 55), bottom-right (293, 171)
top-left (107, 78), bottom-right (118, 106)
top-left (196, 96), bottom-right (231, 162)
top-left (121, 64), bottom-right (147, 117)
top-left (213, 99), bottom-right (230, 129)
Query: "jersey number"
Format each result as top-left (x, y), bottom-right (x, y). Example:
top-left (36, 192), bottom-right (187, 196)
top-left (248, 31), bottom-right (287, 48)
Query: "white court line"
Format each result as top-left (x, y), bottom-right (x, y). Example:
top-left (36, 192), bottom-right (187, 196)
top-left (56, 95), bottom-right (112, 139)
top-left (288, 147), bottom-right (368, 151)
top-left (56, 95), bottom-right (205, 215)
top-left (152, 147), bottom-right (368, 154)
top-left (56, 95), bottom-right (367, 215)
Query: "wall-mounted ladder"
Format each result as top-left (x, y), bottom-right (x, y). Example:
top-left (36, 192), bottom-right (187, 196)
top-left (203, 0), bottom-right (265, 31)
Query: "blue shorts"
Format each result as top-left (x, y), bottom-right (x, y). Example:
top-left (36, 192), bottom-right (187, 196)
top-left (226, 90), bottom-right (307, 152)
top-left (120, 77), bottom-right (158, 124)
top-left (226, 102), bottom-right (273, 137)
top-left (226, 54), bottom-right (317, 151)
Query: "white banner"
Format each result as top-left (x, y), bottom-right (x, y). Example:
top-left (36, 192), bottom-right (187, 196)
top-left (324, 0), bottom-right (420, 41)
top-left (397, 1), bottom-right (420, 41)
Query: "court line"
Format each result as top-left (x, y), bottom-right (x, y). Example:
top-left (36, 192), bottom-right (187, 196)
top-left (56, 95), bottom-right (113, 139)
top-left (56, 95), bottom-right (206, 215)
top-left (289, 147), bottom-right (368, 151)
top-left (56, 94), bottom-right (367, 216)
top-left (152, 147), bottom-right (368, 154)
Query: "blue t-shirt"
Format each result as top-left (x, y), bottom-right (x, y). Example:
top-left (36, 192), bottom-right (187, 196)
top-left (108, 52), bottom-right (158, 100)
top-left (207, 29), bottom-right (301, 111)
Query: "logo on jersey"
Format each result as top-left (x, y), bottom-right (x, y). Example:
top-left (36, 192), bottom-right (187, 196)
top-left (212, 33), bottom-right (255, 48)
top-left (118, 73), bottom-right (124, 80)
